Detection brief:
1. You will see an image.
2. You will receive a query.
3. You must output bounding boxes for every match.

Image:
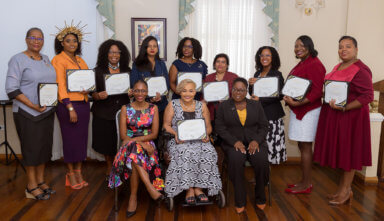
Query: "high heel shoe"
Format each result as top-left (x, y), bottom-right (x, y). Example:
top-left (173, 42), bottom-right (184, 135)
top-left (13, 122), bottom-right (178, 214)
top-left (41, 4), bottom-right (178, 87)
top-left (285, 184), bottom-right (313, 194)
top-left (65, 172), bottom-right (83, 189)
top-left (25, 186), bottom-right (50, 200)
top-left (74, 170), bottom-right (88, 187)
top-left (329, 191), bottom-right (353, 206)
top-left (38, 182), bottom-right (56, 195)
top-left (326, 193), bottom-right (338, 200)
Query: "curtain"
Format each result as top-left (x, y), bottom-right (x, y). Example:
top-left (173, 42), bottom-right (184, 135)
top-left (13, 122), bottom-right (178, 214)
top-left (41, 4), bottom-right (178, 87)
top-left (95, 0), bottom-right (115, 39)
top-left (179, 0), bottom-right (196, 40)
top-left (184, 0), bottom-right (273, 80)
top-left (262, 0), bottom-right (280, 47)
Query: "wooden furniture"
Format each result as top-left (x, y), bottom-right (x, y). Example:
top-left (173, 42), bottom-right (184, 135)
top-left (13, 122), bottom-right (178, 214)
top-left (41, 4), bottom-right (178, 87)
top-left (373, 80), bottom-right (384, 181)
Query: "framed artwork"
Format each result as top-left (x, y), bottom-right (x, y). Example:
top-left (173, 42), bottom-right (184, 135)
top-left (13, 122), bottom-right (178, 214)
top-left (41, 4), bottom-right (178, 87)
top-left (131, 18), bottom-right (167, 61)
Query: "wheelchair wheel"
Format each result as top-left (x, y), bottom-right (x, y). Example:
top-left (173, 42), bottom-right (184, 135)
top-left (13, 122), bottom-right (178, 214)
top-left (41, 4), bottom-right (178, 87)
top-left (166, 197), bottom-right (174, 211)
top-left (216, 190), bottom-right (226, 208)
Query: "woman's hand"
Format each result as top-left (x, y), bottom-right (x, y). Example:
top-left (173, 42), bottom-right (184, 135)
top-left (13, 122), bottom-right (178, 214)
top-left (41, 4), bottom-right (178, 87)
top-left (80, 90), bottom-right (89, 95)
top-left (234, 141), bottom-right (246, 154)
top-left (329, 99), bottom-right (344, 111)
top-left (150, 92), bottom-right (161, 103)
top-left (97, 91), bottom-right (108, 100)
top-left (139, 142), bottom-right (155, 156)
top-left (248, 140), bottom-right (259, 155)
top-left (251, 95), bottom-right (259, 101)
top-left (69, 110), bottom-right (78, 123)
top-left (202, 134), bottom-right (210, 143)
top-left (248, 77), bottom-right (257, 86)
top-left (174, 132), bottom-right (184, 144)
top-left (283, 96), bottom-right (300, 107)
top-left (32, 104), bottom-right (47, 113)
top-left (122, 137), bottom-right (132, 146)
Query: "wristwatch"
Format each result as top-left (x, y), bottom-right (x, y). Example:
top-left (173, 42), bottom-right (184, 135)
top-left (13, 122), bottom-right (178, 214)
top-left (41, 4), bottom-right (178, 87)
top-left (68, 107), bottom-right (74, 111)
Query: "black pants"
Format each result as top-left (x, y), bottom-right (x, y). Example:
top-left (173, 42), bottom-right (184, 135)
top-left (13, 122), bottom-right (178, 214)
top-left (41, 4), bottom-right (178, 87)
top-left (224, 143), bottom-right (269, 207)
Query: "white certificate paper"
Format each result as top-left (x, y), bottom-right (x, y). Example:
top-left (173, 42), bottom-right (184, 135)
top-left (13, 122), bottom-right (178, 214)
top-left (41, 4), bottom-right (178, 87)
top-left (145, 76), bottom-right (168, 97)
top-left (282, 75), bottom-right (311, 101)
top-left (324, 80), bottom-right (349, 107)
top-left (203, 81), bottom-right (229, 102)
top-left (177, 118), bottom-right (207, 141)
top-left (38, 83), bottom-right (58, 107)
top-left (253, 77), bottom-right (279, 97)
top-left (177, 72), bottom-right (203, 91)
top-left (66, 69), bottom-right (96, 92)
top-left (104, 73), bottom-right (130, 95)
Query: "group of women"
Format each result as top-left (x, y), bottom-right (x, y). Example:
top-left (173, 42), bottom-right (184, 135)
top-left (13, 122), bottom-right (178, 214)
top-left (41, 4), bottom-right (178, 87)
top-left (5, 23), bottom-right (373, 217)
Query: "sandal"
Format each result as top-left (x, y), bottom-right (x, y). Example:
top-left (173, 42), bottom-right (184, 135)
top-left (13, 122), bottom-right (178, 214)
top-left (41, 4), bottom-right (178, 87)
top-left (185, 196), bottom-right (196, 205)
top-left (65, 172), bottom-right (83, 190)
top-left (25, 186), bottom-right (50, 200)
top-left (38, 182), bottom-right (56, 195)
top-left (74, 170), bottom-right (89, 187)
top-left (196, 193), bottom-right (209, 203)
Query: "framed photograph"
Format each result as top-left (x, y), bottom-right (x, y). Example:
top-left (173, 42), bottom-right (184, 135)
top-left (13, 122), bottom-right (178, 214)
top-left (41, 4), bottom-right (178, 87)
top-left (177, 72), bottom-right (203, 92)
top-left (104, 73), bottom-right (130, 95)
top-left (66, 69), bottom-right (96, 92)
top-left (203, 81), bottom-right (229, 102)
top-left (177, 118), bottom-right (207, 141)
top-left (38, 83), bottom-right (58, 107)
top-left (131, 18), bottom-right (167, 61)
top-left (282, 75), bottom-right (312, 101)
top-left (253, 77), bottom-right (279, 98)
top-left (324, 80), bottom-right (349, 107)
top-left (144, 76), bottom-right (168, 97)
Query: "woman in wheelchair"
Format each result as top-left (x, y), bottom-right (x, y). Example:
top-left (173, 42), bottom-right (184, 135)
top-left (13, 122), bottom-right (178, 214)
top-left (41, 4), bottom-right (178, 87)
top-left (163, 79), bottom-right (222, 205)
top-left (108, 80), bottom-right (164, 218)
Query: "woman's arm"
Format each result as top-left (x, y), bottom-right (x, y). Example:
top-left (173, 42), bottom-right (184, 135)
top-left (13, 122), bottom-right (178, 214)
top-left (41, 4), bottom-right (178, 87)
top-left (202, 102), bottom-right (212, 135)
top-left (169, 64), bottom-right (178, 93)
top-left (163, 102), bottom-right (176, 135)
top-left (120, 105), bottom-right (131, 145)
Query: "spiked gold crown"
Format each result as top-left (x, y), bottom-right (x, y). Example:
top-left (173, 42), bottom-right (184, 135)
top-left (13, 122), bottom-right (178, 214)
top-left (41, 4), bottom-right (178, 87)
top-left (54, 20), bottom-right (90, 42)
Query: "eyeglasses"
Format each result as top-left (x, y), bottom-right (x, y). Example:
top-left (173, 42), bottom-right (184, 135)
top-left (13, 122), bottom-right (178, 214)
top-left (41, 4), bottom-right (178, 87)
top-left (259, 54), bottom-right (272, 58)
top-left (133, 89), bottom-right (148, 94)
top-left (232, 88), bottom-right (247, 93)
top-left (27, 37), bottom-right (44, 42)
top-left (108, 50), bottom-right (121, 55)
top-left (183, 45), bottom-right (193, 49)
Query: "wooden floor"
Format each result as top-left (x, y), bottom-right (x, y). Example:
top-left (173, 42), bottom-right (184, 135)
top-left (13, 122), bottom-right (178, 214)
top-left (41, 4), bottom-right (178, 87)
top-left (1, 160), bottom-right (384, 221)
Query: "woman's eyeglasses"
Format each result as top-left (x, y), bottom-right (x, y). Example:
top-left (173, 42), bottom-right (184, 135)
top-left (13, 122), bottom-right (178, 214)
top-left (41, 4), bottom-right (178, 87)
top-left (232, 88), bottom-right (247, 93)
top-left (133, 89), bottom-right (148, 94)
top-left (108, 51), bottom-right (121, 55)
top-left (183, 45), bottom-right (193, 49)
top-left (27, 37), bottom-right (44, 42)
top-left (259, 54), bottom-right (271, 58)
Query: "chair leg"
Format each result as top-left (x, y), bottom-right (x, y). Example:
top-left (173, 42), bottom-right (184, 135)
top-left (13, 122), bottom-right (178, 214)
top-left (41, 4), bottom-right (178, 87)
top-left (114, 187), bottom-right (118, 211)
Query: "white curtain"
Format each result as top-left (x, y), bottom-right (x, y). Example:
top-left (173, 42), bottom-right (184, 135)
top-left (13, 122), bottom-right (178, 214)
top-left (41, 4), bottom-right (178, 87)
top-left (183, 0), bottom-right (273, 79)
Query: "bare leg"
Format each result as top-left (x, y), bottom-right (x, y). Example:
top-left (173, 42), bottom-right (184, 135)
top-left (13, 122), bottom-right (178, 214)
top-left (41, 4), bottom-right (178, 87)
top-left (291, 142), bottom-right (312, 191)
top-left (329, 170), bottom-right (354, 204)
top-left (26, 166), bottom-right (44, 195)
top-left (127, 165), bottom-right (139, 212)
top-left (66, 163), bottom-right (79, 186)
top-left (132, 162), bottom-right (161, 200)
top-left (36, 164), bottom-right (51, 190)
top-left (74, 162), bottom-right (88, 185)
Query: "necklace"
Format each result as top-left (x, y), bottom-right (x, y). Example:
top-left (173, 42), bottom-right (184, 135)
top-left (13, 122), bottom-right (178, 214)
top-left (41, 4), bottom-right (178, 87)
top-left (26, 51), bottom-right (42, 60)
top-left (180, 100), bottom-right (195, 111)
top-left (108, 62), bottom-right (119, 70)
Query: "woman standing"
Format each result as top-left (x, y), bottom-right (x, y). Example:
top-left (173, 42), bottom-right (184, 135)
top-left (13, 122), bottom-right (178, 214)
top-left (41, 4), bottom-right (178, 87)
top-left (249, 46), bottom-right (286, 164)
top-left (51, 24), bottom-right (90, 189)
top-left (313, 36), bottom-right (373, 205)
top-left (5, 28), bottom-right (56, 200)
top-left (169, 37), bottom-right (208, 100)
top-left (91, 39), bottom-right (131, 178)
top-left (284, 35), bottom-right (325, 194)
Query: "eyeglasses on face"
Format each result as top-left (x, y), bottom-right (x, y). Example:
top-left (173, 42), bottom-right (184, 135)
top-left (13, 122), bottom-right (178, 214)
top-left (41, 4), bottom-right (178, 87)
top-left (183, 45), bottom-right (193, 49)
top-left (108, 51), bottom-right (121, 55)
top-left (133, 89), bottom-right (148, 94)
top-left (27, 37), bottom-right (44, 42)
top-left (232, 88), bottom-right (247, 93)
top-left (259, 54), bottom-right (272, 58)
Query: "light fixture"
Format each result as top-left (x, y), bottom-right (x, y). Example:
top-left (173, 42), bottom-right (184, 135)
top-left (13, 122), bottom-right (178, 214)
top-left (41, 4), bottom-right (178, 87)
top-left (296, 0), bottom-right (325, 16)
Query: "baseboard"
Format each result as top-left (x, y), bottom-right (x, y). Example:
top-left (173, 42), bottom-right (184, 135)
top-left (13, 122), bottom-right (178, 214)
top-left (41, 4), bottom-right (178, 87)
top-left (285, 157), bottom-right (301, 164)
top-left (355, 172), bottom-right (379, 185)
top-left (0, 154), bottom-right (23, 160)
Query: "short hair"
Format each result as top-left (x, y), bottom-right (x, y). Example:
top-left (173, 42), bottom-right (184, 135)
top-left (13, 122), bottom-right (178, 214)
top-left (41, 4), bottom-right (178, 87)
top-left (339, 35), bottom-right (358, 48)
top-left (255, 46), bottom-right (281, 71)
top-left (296, 35), bottom-right (318, 58)
top-left (176, 79), bottom-right (196, 94)
top-left (54, 33), bottom-right (82, 55)
top-left (213, 53), bottom-right (230, 70)
top-left (26, 27), bottom-right (44, 39)
top-left (133, 79), bottom-right (148, 89)
top-left (95, 39), bottom-right (131, 73)
top-left (176, 37), bottom-right (202, 60)
top-left (233, 77), bottom-right (248, 88)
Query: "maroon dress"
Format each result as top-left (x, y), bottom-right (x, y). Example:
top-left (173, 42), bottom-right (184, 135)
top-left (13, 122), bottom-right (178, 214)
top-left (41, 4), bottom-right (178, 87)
top-left (313, 60), bottom-right (373, 171)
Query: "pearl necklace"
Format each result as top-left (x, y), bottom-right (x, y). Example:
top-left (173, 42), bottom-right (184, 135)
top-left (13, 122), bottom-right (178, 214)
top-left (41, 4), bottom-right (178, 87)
top-left (108, 62), bottom-right (119, 70)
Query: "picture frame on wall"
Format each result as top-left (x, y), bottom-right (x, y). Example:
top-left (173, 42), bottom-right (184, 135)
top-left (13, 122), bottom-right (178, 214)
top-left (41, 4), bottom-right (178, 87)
top-left (131, 18), bottom-right (167, 61)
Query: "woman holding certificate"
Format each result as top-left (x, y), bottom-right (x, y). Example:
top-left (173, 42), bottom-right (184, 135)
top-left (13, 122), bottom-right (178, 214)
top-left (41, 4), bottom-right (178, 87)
top-left (216, 77), bottom-right (270, 212)
top-left (163, 79), bottom-right (222, 205)
top-left (5, 27), bottom-right (56, 200)
top-left (169, 37), bottom-right (208, 100)
top-left (313, 36), bottom-right (373, 205)
top-left (91, 39), bottom-right (131, 178)
top-left (249, 46), bottom-right (286, 164)
top-left (51, 23), bottom-right (90, 189)
top-left (283, 35), bottom-right (326, 194)
top-left (109, 80), bottom-right (164, 218)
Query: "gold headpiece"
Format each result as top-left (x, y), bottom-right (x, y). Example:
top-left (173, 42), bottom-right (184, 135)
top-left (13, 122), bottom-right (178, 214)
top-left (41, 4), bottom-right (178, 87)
top-left (53, 20), bottom-right (90, 42)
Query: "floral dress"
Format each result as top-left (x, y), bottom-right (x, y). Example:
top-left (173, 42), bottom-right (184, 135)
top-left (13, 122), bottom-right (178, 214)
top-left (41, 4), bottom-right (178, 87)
top-left (108, 103), bottom-right (164, 190)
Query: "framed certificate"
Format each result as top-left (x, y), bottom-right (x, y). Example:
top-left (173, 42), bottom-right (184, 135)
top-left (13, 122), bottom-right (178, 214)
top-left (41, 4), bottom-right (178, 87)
top-left (324, 80), bottom-right (349, 107)
top-left (203, 81), bottom-right (229, 102)
top-left (66, 69), bottom-right (96, 92)
top-left (177, 72), bottom-right (203, 92)
top-left (253, 77), bottom-right (279, 97)
top-left (282, 75), bottom-right (312, 101)
top-left (177, 118), bottom-right (207, 141)
top-left (104, 73), bottom-right (130, 95)
top-left (38, 83), bottom-right (58, 107)
top-left (145, 76), bottom-right (168, 97)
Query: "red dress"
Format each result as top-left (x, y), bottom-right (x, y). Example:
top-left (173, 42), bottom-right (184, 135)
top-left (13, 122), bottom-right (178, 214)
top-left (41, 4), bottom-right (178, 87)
top-left (313, 60), bottom-right (373, 171)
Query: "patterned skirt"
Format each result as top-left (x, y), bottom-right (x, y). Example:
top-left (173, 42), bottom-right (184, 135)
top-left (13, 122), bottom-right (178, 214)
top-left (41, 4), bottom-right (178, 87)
top-left (266, 118), bottom-right (287, 164)
top-left (108, 140), bottom-right (164, 190)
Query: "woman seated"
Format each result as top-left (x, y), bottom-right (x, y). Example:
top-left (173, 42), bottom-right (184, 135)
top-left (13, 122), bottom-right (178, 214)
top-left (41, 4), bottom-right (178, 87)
top-left (215, 77), bottom-right (270, 213)
top-left (163, 79), bottom-right (222, 204)
top-left (108, 80), bottom-right (164, 218)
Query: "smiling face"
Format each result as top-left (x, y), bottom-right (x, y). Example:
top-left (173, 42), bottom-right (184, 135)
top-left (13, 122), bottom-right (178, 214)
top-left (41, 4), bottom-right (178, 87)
top-left (259, 48), bottom-right (272, 68)
top-left (214, 57), bottom-right (228, 73)
top-left (133, 82), bottom-right (148, 102)
top-left (294, 39), bottom-right (309, 60)
top-left (108, 45), bottom-right (121, 66)
top-left (232, 81), bottom-right (247, 102)
top-left (180, 83), bottom-right (196, 103)
top-left (338, 39), bottom-right (358, 62)
top-left (182, 40), bottom-right (194, 58)
top-left (146, 39), bottom-right (158, 57)
top-left (26, 30), bottom-right (44, 53)
top-left (61, 34), bottom-right (78, 55)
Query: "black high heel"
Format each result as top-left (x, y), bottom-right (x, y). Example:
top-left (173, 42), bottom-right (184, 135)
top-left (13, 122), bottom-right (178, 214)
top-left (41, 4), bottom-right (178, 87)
top-left (25, 186), bottom-right (50, 200)
top-left (126, 210), bottom-right (136, 218)
top-left (38, 182), bottom-right (56, 195)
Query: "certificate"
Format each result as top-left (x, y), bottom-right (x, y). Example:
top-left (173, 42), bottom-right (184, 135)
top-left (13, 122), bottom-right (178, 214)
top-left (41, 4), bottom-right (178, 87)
top-left (104, 73), bottom-right (130, 95)
top-left (203, 81), bottom-right (229, 102)
top-left (66, 69), bottom-right (96, 92)
top-left (145, 76), bottom-right (168, 97)
top-left (282, 75), bottom-right (312, 101)
top-left (177, 118), bottom-right (207, 141)
top-left (177, 72), bottom-right (203, 91)
top-left (324, 80), bottom-right (349, 107)
top-left (38, 83), bottom-right (58, 107)
top-left (253, 77), bottom-right (279, 97)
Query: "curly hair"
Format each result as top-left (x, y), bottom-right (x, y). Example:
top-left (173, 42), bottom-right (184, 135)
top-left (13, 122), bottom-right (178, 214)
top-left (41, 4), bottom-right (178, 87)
top-left (135, 36), bottom-right (160, 71)
top-left (296, 35), bottom-right (318, 58)
top-left (255, 46), bottom-right (281, 71)
top-left (176, 37), bottom-right (202, 60)
top-left (95, 39), bottom-right (131, 73)
top-left (54, 33), bottom-right (82, 55)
